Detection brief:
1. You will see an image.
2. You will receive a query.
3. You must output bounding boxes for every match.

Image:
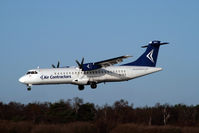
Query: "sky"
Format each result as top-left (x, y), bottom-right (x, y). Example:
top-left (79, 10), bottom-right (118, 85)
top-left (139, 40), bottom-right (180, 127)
top-left (0, 0), bottom-right (199, 107)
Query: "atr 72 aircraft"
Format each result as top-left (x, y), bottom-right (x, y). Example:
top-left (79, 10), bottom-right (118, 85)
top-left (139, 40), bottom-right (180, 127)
top-left (19, 40), bottom-right (168, 91)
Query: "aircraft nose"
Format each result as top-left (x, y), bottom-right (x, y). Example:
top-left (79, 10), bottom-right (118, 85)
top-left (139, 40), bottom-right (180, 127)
top-left (19, 76), bottom-right (25, 83)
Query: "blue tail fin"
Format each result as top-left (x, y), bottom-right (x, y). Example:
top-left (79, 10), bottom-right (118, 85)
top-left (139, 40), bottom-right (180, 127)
top-left (123, 40), bottom-right (168, 67)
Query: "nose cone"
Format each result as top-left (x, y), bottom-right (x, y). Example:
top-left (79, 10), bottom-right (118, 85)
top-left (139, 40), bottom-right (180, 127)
top-left (19, 76), bottom-right (25, 83)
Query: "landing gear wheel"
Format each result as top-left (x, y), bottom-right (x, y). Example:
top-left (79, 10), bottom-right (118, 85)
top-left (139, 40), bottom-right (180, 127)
top-left (78, 85), bottom-right (84, 91)
top-left (90, 83), bottom-right (97, 89)
top-left (27, 87), bottom-right (31, 91)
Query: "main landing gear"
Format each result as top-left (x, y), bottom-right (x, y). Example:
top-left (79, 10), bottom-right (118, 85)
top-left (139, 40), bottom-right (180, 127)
top-left (78, 82), bottom-right (97, 90)
top-left (78, 85), bottom-right (85, 91)
top-left (90, 82), bottom-right (97, 89)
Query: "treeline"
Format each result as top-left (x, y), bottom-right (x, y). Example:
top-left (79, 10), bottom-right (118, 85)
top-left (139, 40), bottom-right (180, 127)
top-left (0, 98), bottom-right (199, 133)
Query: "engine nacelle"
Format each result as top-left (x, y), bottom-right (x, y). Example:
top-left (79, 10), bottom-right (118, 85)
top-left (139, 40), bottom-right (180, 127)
top-left (82, 63), bottom-right (101, 71)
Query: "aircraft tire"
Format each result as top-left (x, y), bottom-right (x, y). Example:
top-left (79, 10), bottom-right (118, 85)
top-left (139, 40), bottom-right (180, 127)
top-left (27, 87), bottom-right (31, 91)
top-left (78, 85), bottom-right (84, 90)
top-left (90, 83), bottom-right (97, 89)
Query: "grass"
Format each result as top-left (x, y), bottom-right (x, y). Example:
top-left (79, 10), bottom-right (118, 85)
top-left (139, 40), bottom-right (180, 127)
top-left (111, 123), bottom-right (181, 133)
top-left (0, 120), bottom-right (199, 133)
top-left (0, 120), bottom-right (97, 133)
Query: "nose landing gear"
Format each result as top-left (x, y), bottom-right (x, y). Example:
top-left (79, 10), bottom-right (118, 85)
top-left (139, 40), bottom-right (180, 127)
top-left (27, 84), bottom-right (32, 91)
top-left (27, 87), bottom-right (31, 91)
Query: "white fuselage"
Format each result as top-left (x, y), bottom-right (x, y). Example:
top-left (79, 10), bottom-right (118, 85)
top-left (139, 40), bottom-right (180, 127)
top-left (19, 66), bottom-right (162, 86)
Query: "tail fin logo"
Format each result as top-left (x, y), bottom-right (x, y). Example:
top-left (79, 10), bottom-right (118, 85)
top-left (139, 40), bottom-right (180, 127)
top-left (146, 49), bottom-right (154, 63)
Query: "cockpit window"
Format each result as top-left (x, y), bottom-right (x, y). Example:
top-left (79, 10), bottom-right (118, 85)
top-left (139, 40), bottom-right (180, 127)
top-left (26, 71), bottom-right (38, 75)
top-left (26, 72), bottom-right (31, 75)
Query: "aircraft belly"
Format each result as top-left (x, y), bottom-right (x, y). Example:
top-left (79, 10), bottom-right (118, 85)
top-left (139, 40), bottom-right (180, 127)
top-left (89, 74), bottom-right (127, 83)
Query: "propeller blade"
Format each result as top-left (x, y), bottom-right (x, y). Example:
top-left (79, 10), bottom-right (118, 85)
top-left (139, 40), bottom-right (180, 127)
top-left (57, 61), bottom-right (60, 68)
top-left (81, 58), bottom-right (84, 66)
top-left (52, 64), bottom-right (56, 68)
top-left (76, 60), bottom-right (81, 67)
top-left (76, 58), bottom-right (84, 69)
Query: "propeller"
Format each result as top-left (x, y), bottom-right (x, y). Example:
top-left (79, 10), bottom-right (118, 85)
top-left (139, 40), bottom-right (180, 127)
top-left (52, 61), bottom-right (60, 68)
top-left (76, 58), bottom-right (84, 69)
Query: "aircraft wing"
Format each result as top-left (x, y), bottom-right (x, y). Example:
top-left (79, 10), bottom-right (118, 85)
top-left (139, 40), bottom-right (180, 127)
top-left (94, 55), bottom-right (132, 67)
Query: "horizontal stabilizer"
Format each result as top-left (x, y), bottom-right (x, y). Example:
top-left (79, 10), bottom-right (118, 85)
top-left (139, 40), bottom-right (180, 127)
top-left (142, 41), bottom-right (169, 48)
